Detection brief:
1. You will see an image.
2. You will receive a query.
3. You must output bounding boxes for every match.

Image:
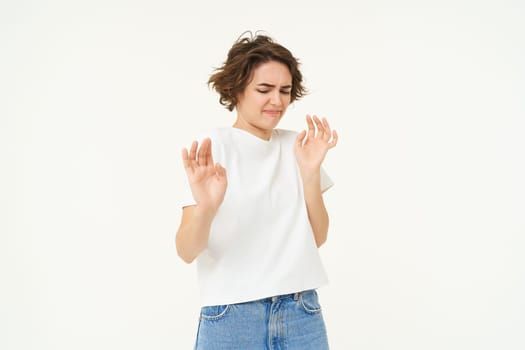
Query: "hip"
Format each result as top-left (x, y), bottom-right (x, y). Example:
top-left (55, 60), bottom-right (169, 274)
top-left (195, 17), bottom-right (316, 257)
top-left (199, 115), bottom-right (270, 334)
top-left (194, 289), bottom-right (329, 350)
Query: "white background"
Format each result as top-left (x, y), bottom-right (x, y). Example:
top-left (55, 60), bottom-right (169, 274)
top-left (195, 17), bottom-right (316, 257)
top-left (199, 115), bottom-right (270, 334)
top-left (2, 0), bottom-right (524, 349)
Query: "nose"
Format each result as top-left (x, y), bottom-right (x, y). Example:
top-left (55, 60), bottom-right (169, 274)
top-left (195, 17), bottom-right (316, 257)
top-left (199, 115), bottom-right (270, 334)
top-left (269, 90), bottom-right (282, 106)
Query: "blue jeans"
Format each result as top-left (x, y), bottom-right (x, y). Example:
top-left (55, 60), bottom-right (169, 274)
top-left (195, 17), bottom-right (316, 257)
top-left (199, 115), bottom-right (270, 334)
top-left (194, 289), bottom-right (329, 349)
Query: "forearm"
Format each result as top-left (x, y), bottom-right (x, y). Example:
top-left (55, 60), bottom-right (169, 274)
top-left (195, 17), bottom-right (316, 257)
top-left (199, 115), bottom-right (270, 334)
top-left (302, 170), bottom-right (329, 247)
top-left (176, 205), bottom-right (216, 263)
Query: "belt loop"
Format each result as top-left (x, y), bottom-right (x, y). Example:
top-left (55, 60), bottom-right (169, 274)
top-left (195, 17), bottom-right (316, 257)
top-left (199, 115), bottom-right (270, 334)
top-left (294, 292), bottom-right (301, 301)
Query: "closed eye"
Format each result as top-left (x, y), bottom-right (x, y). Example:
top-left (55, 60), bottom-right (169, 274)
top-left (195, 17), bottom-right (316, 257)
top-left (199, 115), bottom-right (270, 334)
top-left (256, 89), bottom-right (291, 95)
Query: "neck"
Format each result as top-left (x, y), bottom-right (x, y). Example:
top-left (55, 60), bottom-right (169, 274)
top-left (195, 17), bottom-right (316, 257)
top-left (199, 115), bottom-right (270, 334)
top-left (232, 118), bottom-right (272, 141)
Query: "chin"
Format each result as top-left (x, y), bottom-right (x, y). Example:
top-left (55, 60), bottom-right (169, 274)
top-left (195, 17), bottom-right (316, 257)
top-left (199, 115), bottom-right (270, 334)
top-left (267, 120), bottom-right (281, 130)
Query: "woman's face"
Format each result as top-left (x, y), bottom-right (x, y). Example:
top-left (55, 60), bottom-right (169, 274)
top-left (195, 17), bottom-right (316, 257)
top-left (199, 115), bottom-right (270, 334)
top-left (234, 60), bottom-right (292, 140)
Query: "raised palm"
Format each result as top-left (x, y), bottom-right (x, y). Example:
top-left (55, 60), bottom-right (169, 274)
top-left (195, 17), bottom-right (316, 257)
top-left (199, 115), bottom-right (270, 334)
top-left (182, 138), bottom-right (227, 211)
top-left (294, 115), bottom-right (338, 176)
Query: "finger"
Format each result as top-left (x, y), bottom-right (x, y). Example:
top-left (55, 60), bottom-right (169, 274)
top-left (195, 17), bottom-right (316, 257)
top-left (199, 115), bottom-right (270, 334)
top-left (198, 138), bottom-right (210, 166)
top-left (182, 148), bottom-right (191, 170)
top-left (312, 115), bottom-right (324, 139)
top-left (207, 139), bottom-right (215, 166)
top-left (329, 130), bottom-right (338, 148)
top-left (215, 162), bottom-right (227, 179)
top-left (295, 130), bottom-right (307, 148)
top-left (306, 115), bottom-right (315, 141)
top-left (322, 118), bottom-right (332, 141)
top-left (188, 141), bottom-right (198, 162)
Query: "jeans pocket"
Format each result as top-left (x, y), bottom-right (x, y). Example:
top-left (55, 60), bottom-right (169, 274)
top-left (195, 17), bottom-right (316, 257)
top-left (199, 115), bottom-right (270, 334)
top-left (200, 304), bottom-right (231, 320)
top-left (299, 290), bottom-right (322, 314)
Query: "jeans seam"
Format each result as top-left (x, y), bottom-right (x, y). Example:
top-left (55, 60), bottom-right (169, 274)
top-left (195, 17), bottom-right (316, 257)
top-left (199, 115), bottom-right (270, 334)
top-left (200, 304), bottom-right (231, 321)
top-left (300, 292), bottom-right (322, 314)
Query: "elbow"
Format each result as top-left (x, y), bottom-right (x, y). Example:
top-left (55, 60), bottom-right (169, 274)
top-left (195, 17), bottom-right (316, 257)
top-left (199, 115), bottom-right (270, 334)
top-left (315, 236), bottom-right (327, 248)
top-left (176, 245), bottom-right (196, 264)
top-left (314, 221), bottom-right (329, 248)
top-left (313, 227), bottom-right (328, 247)
top-left (179, 255), bottom-right (195, 265)
top-left (175, 234), bottom-right (196, 264)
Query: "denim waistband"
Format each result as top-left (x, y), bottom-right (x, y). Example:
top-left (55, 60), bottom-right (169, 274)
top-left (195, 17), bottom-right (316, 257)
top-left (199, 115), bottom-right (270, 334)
top-left (260, 290), bottom-right (308, 303)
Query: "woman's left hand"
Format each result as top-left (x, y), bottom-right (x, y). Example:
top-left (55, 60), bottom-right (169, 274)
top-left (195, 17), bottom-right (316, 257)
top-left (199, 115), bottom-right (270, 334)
top-left (294, 114), bottom-right (338, 177)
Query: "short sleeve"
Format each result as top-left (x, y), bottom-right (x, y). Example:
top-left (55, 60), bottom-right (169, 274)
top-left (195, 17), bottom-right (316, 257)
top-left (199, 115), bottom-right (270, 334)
top-left (320, 166), bottom-right (334, 193)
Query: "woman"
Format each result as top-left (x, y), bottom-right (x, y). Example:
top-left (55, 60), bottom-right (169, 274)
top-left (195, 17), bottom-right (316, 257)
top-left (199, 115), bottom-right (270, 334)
top-left (176, 32), bottom-right (338, 349)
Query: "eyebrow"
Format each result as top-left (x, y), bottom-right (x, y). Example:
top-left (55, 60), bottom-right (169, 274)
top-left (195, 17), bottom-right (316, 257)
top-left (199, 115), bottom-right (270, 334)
top-left (257, 83), bottom-right (292, 89)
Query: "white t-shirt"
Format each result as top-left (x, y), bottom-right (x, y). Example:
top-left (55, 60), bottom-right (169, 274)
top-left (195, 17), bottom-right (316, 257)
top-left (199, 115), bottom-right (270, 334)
top-left (181, 127), bottom-right (334, 307)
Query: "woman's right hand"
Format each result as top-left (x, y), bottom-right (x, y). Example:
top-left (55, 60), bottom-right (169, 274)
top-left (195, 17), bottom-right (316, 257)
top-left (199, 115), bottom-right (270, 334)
top-left (182, 138), bottom-right (227, 212)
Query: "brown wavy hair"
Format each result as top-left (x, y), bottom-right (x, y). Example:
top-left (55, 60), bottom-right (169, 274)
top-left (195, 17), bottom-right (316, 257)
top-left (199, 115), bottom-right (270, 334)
top-left (208, 32), bottom-right (307, 111)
